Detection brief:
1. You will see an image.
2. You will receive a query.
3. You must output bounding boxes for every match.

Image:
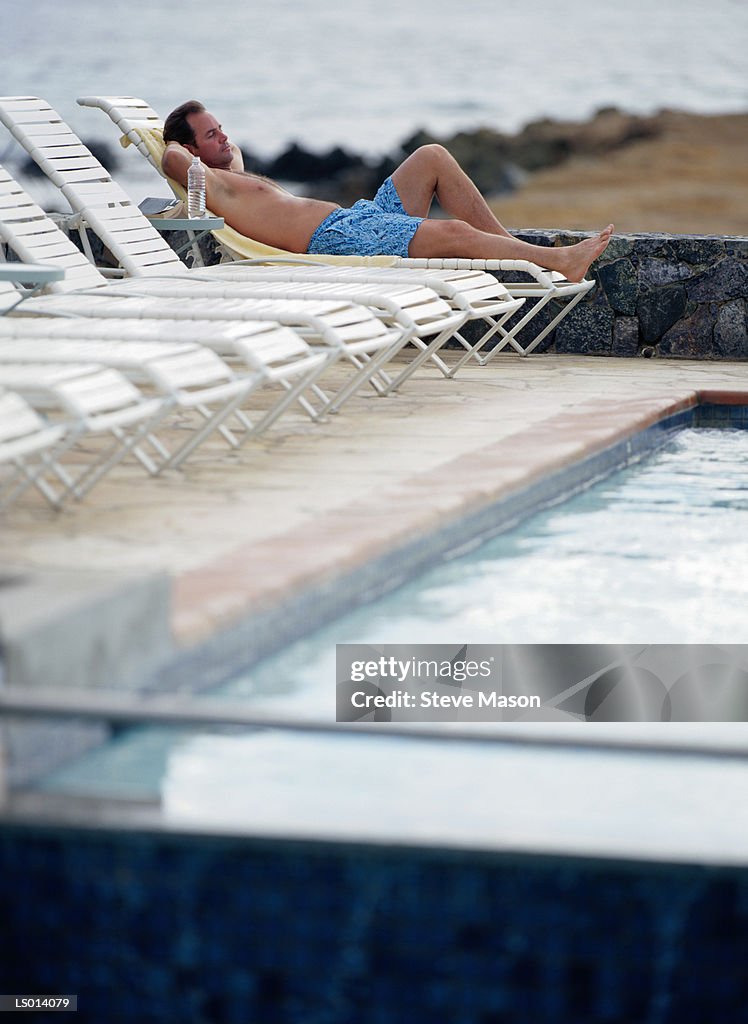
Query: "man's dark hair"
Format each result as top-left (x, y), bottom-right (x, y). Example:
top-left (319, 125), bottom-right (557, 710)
top-left (163, 100), bottom-right (206, 146)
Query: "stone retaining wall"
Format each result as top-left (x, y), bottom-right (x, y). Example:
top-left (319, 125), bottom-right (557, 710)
top-left (508, 231), bottom-right (748, 359)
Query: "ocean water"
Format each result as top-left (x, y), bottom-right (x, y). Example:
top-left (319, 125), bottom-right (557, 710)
top-left (2, 0), bottom-right (747, 162)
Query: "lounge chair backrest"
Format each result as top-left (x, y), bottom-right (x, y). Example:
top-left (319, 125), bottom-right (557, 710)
top-left (0, 164), bottom-right (106, 292)
top-left (0, 96), bottom-right (185, 278)
top-left (78, 95), bottom-right (164, 172)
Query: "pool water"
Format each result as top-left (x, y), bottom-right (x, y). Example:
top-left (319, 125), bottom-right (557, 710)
top-left (31, 426), bottom-right (748, 862)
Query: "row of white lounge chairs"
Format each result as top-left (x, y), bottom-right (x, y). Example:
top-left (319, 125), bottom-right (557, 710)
top-left (0, 95), bottom-right (594, 509)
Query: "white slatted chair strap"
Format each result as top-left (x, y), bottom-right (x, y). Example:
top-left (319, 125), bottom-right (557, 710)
top-left (239, 330), bottom-right (317, 366)
top-left (0, 337), bottom-right (191, 362)
top-left (53, 368), bottom-right (148, 417)
top-left (203, 260), bottom-right (514, 304)
top-left (14, 288), bottom-right (396, 356)
top-left (150, 262), bottom-right (522, 342)
top-left (0, 164), bottom-right (106, 291)
top-left (192, 277), bottom-right (455, 330)
top-left (0, 313), bottom-right (300, 352)
top-left (113, 275), bottom-right (453, 328)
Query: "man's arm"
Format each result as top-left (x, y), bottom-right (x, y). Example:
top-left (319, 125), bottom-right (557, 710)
top-left (161, 142), bottom-right (194, 187)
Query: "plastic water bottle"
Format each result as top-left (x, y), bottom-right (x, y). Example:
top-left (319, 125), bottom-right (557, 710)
top-left (187, 155), bottom-right (206, 218)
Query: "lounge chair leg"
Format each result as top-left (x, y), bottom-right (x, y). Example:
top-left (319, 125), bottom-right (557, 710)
top-left (381, 323), bottom-right (460, 394)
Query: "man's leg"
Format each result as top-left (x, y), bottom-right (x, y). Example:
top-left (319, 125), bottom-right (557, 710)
top-left (408, 218), bottom-right (614, 284)
top-left (390, 144), bottom-right (513, 237)
top-left (391, 144), bottom-right (614, 280)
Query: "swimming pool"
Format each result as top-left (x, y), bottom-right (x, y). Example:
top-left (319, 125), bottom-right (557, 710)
top-left (218, 424), bottom-right (748, 708)
top-left (172, 421), bottom-right (746, 741)
top-left (32, 423), bottom-right (748, 804)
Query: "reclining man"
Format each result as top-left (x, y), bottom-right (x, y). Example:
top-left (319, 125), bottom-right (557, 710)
top-left (162, 101), bottom-right (613, 283)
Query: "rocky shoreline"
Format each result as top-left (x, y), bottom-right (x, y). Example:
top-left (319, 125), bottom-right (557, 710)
top-left (243, 107), bottom-right (747, 237)
top-left (241, 106), bottom-right (666, 205)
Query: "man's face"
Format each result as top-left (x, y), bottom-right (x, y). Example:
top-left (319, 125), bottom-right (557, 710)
top-left (185, 111), bottom-right (233, 168)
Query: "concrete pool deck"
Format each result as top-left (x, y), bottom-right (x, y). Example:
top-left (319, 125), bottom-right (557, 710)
top-left (1, 353), bottom-right (747, 692)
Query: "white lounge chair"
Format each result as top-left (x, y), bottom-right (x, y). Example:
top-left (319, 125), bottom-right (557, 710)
top-left (0, 387), bottom-right (72, 508)
top-left (0, 362), bottom-right (170, 504)
top-left (0, 312), bottom-right (334, 442)
top-left (0, 260), bottom-right (342, 471)
top-left (0, 262), bottom-right (172, 502)
top-left (78, 93), bottom-right (594, 357)
top-left (0, 337), bottom-right (300, 471)
top-left (0, 163), bottom-right (403, 415)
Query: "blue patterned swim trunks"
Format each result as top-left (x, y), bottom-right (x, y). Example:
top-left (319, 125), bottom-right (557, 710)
top-left (306, 177), bottom-right (423, 257)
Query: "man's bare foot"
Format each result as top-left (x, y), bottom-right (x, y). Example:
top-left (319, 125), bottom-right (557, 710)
top-left (555, 225), bottom-right (614, 282)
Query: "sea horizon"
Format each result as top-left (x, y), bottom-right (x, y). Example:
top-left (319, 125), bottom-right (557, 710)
top-left (3, 0), bottom-right (747, 157)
